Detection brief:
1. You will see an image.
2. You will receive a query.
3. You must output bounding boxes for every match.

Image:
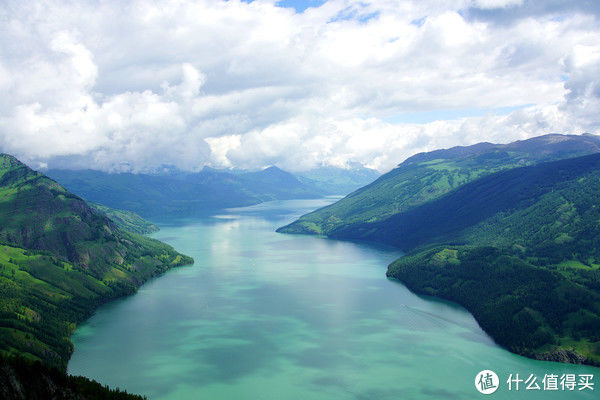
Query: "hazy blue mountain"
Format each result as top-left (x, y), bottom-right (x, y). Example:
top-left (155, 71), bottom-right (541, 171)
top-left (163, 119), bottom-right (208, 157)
top-left (298, 165), bottom-right (381, 195)
top-left (47, 166), bottom-right (325, 218)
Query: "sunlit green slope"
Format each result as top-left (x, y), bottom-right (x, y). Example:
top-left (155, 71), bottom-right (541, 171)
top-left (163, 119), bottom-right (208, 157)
top-left (89, 203), bottom-right (159, 234)
top-left (0, 154), bottom-right (193, 370)
top-left (278, 133), bottom-right (600, 235)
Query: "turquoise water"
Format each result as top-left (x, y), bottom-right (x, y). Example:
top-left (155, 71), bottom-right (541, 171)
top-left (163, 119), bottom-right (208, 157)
top-left (69, 198), bottom-right (597, 399)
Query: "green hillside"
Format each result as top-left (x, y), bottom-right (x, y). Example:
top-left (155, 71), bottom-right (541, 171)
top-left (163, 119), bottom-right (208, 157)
top-left (89, 203), bottom-right (159, 234)
top-left (382, 154), bottom-right (600, 364)
top-left (0, 153), bottom-right (193, 370)
top-left (278, 133), bottom-right (600, 235)
top-left (351, 153), bottom-right (600, 365)
top-left (325, 152), bottom-right (600, 250)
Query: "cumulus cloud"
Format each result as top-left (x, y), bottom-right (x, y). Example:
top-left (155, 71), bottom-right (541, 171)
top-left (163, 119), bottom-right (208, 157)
top-left (0, 0), bottom-right (599, 173)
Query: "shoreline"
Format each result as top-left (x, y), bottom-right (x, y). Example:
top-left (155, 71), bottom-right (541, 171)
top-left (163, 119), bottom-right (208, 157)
top-left (64, 255), bottom-right (194, 372)
top-left (385, 259), bottom-right (600, 369)
top-left (277, 225), bottom-right (600, 369)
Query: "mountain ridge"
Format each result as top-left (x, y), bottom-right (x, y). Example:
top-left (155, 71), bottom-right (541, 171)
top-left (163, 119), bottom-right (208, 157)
top-left (327, 152), bottom-right (600, 250)
top-left (278, 133), bottom-right (600, 236)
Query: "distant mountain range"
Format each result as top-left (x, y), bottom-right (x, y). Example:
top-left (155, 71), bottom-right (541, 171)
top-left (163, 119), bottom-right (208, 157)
top-left (46, 165), bottom-right (378, 219)
top-left (278, 133), bottom-right (600, 366)
top-left (0, 153), bottom-right (192, 397)
top-left (297, 165), bottom-right (380, 195)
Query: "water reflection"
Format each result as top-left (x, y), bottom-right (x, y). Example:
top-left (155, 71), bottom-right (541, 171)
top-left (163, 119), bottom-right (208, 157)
top-left (69, 199), bottom-right (598, 400)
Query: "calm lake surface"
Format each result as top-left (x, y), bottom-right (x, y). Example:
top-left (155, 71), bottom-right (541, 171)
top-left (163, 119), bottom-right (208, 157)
top-left (69, 198), bottom-right (597, 399)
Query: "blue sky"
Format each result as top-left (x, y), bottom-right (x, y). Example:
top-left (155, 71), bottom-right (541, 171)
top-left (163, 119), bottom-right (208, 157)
top-left (241, 0), bottom-right (327, 13)
top-left (277, 0), bottom-right (326, 12)
top-left (384, 105), bottom-right (534, 124)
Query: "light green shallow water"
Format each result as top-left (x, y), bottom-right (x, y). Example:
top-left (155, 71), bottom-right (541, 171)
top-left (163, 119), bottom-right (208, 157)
top-left (69, 198), bottom-right (597, 399)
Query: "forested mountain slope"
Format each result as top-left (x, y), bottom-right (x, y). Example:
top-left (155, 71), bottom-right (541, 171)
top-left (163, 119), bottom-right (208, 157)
top-left (326, 152), bottom-right (600, 251)
top-left (0, 354), bottom-right (144, 400)
top-left (0, 154), bottom-right (193, 370)
top-left (88, 203), bottom-right (159, 235)
top-left (278, 133), bottom-right (600, 235)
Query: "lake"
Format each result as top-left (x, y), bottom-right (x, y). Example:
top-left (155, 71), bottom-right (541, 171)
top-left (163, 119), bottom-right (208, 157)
top-left (68, 198), bottom-right (597, 399)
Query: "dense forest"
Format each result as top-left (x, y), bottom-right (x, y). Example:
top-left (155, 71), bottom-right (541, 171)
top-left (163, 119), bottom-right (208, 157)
top-left (0, 153), bottom-right (193, 397)
top-left (388, 246), bottom-right (600, 365)
top-left (379, 155), bottom-right (600, 365)
top-left (88, 203), bottom-right (159, 235)
top-left (0, 354), bottom-right (145, 400)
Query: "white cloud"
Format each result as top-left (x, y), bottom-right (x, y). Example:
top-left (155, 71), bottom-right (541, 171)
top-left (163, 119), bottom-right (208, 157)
top-left (0, 0), bottom-right (599, 173)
